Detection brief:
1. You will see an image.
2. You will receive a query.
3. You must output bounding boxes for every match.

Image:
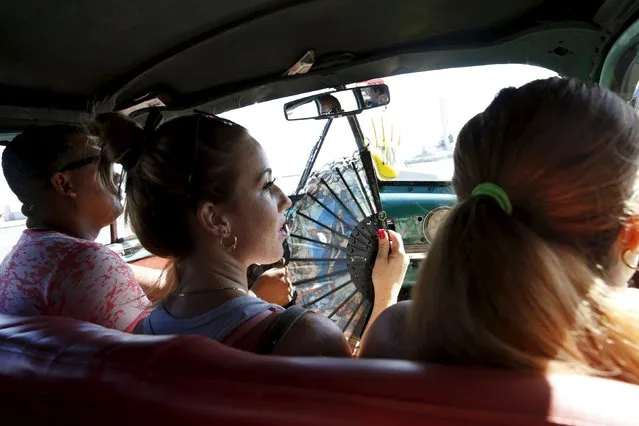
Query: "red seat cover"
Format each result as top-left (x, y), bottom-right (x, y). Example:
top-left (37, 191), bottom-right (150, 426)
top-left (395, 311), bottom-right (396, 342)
top-left (0, 313), bottom-right (637, 425)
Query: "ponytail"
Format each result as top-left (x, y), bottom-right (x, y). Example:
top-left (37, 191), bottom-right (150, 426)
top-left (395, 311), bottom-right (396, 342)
top-left (409, 195), bottom-right (589, 368)
top-left (409, 185), bottom-right (639, 383)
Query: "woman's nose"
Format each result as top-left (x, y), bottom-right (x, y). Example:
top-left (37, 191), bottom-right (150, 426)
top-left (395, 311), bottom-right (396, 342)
top-left (281, 193), bottom-right (292, 211)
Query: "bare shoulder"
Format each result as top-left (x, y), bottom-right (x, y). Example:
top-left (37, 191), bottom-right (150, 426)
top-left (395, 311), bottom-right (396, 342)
top-left (378, 299), bottom-right (411, 321)
top-left (274, 312), bottom-right (352, 357)
top-left (359, 300), bottom-right (412, 359)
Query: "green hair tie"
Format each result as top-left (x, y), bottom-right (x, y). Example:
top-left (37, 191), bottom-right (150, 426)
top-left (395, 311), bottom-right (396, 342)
top-left (471, 183), bottom-right (512, 215)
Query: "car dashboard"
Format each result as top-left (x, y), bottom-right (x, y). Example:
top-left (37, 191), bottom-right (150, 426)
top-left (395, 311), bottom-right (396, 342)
top-left (381, 183), bottom-right (456, 288)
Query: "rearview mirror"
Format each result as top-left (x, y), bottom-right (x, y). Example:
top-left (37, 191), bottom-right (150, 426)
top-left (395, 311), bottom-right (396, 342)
top-left (284, 84), bottom-right (390, 121)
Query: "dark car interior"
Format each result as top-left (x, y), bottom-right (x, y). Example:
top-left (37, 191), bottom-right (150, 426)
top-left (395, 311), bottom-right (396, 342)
top-left (3, 0), bottom-right (639, 424)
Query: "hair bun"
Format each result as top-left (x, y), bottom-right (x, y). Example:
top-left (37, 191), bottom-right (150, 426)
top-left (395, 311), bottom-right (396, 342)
top-left (90, 112), bottom-right (145, 170)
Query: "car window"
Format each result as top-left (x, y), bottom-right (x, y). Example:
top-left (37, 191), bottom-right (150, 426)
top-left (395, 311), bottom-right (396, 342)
top-left (113, 204), bottom-right (135, 241)
top-left (0, 145), bottom-right (26, 260)
top-left (355, 64), bottom-right (559, 182)
top-left (631, 76), bottom-right (639, 108)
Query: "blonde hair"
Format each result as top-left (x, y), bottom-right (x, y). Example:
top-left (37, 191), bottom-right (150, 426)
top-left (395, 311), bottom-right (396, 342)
top-left (408, 77), bottom-right (639, 383)
top-left (90, 112), bottom-right (248, 301)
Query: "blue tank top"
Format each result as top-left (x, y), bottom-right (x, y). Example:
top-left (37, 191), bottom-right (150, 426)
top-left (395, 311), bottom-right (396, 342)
top-left (136, 296), bottom-right (282, 341)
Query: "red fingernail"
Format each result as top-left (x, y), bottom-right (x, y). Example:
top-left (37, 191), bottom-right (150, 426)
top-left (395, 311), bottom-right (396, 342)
top-left (378, 229), bottom-right (386, 239)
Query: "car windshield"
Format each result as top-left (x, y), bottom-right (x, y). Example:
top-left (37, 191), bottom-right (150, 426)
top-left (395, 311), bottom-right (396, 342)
top-left (221, 64), bottom-right (558, 189)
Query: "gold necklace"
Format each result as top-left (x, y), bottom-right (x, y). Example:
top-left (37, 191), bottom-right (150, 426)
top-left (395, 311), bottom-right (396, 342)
top-left (176, 286), bottom-right (248, 297)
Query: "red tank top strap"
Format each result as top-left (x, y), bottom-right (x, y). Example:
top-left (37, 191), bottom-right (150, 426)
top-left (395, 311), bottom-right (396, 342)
top-left (220, 307), bottom-right (279, 348)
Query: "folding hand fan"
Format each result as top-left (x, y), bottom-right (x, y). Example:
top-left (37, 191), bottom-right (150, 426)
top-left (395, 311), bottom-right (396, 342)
top-left (286, 152), bottom-right (386, 346)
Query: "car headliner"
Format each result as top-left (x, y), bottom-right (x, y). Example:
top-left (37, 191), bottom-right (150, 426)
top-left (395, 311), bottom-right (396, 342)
top-left (0, 0), bottom-right (638, 129)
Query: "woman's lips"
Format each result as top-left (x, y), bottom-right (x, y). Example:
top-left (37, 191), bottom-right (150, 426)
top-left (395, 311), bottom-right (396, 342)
top-left (278, 223), bottom-right (289, 236)
top-left (278, 210), bottom-right (294, 236)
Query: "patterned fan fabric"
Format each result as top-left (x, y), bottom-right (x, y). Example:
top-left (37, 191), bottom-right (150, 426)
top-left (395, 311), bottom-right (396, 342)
top-left (287, 155), bottom-right (380, 342)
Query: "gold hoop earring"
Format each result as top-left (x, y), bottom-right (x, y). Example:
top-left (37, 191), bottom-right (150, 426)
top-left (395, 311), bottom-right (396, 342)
top-left (220, 235), bottom-right (238, 251)
top-left (622, 249), bottom-right (639, 270)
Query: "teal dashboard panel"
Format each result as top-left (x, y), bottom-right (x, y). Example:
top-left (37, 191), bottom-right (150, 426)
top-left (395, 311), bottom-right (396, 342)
top-left (380, 188), bottom-right (456, 291)
top-left (380, 192), bottom-right (456, 245)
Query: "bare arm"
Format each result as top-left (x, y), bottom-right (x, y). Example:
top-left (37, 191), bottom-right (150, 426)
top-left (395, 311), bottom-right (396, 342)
top-left (363, 295), bottom-right (398, 342)
top-left (250, 267), bottom-right (292, 306)
top-left (128, 264), bottom-right (166, 302)
top-left (361, 230), bottom-right (409, 342)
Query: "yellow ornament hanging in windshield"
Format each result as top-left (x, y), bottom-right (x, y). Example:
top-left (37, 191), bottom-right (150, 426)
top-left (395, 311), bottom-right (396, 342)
top-left (369, 112), bottom-right (399, 180)
top-left (371, 149), bottom-right (398, 179)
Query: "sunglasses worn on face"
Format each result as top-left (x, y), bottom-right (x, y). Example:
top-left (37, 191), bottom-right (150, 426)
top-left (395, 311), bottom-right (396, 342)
top-left (56, 155), bottom-right (100, 173)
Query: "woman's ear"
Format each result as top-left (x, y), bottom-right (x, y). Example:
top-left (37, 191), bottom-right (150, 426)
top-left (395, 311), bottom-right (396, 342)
top-left (50, 172), bottom-right (77, 198)
top-left (620, 216), bottom-right (639, 252)
top-left (196, 201), bottom-right (231, 236)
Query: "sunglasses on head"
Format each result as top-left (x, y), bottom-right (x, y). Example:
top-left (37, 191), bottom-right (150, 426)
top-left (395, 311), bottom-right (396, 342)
top-left (186, 111), bottom-right (239, 190)
top-left (56, 155), bottom-right (100, 173)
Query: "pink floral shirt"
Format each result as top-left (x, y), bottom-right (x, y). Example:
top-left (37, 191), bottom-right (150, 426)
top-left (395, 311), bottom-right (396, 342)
top-left (0, 230), bottom-right (149, 332)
